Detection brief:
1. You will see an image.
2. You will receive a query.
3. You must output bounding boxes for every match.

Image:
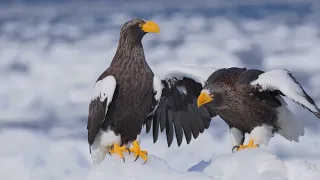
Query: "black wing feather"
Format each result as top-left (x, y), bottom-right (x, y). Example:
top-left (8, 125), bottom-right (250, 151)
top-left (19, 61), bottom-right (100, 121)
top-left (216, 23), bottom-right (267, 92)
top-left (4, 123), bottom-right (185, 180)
top-left (180, 107), bottom-right (193, 144)
top-left (166, 108), bottom-right (174, 147)
top-left (87, 97), bottom-right (108, 148)
top-left (145, 77), bottom-right (216, 147)
top-left (152, 109), bottom-right (160, 143)
top-left (191, 103), bottom-right (205, 133)
top-left (187, 104), bottom-right (200, 139)
top-left (173, 112), bottom-right (184, 146)
top-left (159, 102), bottom-right (167, 133)
top-left (145, 116), bottom-right (152, 133)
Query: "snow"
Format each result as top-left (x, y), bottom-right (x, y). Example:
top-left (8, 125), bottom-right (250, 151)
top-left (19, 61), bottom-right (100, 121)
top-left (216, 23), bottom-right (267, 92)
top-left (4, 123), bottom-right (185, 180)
top-left (4, 129), bottom-right (320, 180)
top-left (87, 155), bottom-right (213, 180)
top-left (203, 148), bottom-right (320, 180)
top-left (1, 0), bottom-right (320, 180)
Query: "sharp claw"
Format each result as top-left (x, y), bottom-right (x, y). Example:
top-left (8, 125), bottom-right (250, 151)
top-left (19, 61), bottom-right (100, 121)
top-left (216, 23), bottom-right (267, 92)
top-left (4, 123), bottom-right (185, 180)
top-left (134, 155), bottom-right (139, 162)
top-left (142, 160), bottom-right (147, 165)
top-left (232, 145), bottom-right (239, 153)
top-left (108, 144), bottom-right (129, 161)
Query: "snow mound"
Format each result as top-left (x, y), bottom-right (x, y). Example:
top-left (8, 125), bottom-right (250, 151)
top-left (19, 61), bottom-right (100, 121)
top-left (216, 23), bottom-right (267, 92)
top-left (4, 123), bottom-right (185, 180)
top-left (86, 154), bottom-right (213, 180)
top-left (1, 129), bottom-right (320, 180)
top-left (87, 148), bottom-right (320, 180)
top-left (204, 148), bottom-right (320, 180)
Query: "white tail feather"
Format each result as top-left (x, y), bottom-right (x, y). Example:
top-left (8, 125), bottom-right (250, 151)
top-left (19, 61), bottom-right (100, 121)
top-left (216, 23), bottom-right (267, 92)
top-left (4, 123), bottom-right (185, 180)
top-left (275, 96), bottom-right (305, 142)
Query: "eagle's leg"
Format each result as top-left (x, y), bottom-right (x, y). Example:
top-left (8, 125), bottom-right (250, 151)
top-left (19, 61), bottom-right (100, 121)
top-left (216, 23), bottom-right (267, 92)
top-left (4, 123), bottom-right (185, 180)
top-left (236, 140), bottom-right (259, 151)
top-left (108, 144), bottom-right (129, 162)
top-left (129, 140), bottom-right (148, 164)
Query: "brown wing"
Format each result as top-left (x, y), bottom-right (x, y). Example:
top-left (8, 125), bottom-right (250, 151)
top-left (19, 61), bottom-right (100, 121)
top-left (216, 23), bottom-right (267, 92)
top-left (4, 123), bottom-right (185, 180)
top-left (236, 69), bottom-right (282, 108)
top-left (87, 75), bottom-right (117, 152)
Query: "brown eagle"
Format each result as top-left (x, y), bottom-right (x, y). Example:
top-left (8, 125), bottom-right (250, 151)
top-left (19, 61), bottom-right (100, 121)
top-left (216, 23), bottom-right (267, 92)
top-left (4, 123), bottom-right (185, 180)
top-left (195, 67), bottom-right (320, 152)
top-left (87, 18), bottom-right (212, 165)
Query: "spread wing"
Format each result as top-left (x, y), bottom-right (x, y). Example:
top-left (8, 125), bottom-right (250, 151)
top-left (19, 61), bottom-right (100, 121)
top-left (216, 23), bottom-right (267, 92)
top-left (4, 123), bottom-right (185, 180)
top-left (87, 76), bottom-right (117, 148)
top-left (145, 66), bottom-right (219, 147)
top-left (250, 69), bottom-right (320, 119)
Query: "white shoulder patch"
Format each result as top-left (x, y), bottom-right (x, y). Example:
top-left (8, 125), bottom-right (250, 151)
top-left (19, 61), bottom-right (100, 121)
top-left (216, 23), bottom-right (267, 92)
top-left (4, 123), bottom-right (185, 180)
top-left (91, 76), bottom-right (117, 109)
top-left (250, 69), bottom-right (318, 113)
top-left (153, 76), bottom-right (163, 102)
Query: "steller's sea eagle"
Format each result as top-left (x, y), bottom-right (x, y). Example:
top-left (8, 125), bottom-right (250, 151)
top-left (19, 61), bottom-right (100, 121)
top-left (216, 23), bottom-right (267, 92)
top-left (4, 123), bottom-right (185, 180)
top-left (87, 18), bottom-right (212, 165)
top-left (195, 67), bottom-right (320, 152)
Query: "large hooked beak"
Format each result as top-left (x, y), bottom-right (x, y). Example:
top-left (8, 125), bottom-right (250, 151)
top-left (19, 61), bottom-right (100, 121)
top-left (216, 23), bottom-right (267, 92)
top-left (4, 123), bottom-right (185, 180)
top-left (141, 21), bottom-right (160, 33)
top-left (197, 91), bottom-right (213, 107)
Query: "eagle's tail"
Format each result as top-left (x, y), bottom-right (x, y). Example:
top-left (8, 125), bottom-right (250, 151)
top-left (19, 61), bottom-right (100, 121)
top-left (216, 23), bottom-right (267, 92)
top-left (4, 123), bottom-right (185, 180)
top-left (275, 96), bottom-right (305, 142)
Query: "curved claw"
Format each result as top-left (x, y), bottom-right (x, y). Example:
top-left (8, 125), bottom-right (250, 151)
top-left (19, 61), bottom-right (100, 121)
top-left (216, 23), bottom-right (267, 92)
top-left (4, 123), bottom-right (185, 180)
top-left (108, 144), bottom-right (128, 161)
top-left (232, 145), bottom-right (240, 153)
top-left (142, 160), bottom-right (147, 165)
top-left (129, 140), bottom-right (148, 164)
top-left (122, 157), bottom-right (125, 163)
top-left (134, 155), bottom-right (139, 162)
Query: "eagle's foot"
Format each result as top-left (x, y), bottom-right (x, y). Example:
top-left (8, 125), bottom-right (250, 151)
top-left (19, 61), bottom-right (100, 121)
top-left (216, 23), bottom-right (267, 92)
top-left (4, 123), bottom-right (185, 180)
top-left (234, 140), bottom-right (259, 152)
top-left (129, 140), bottom-right (148, 164)
top-left (108, 143), bottom-right (129, 162)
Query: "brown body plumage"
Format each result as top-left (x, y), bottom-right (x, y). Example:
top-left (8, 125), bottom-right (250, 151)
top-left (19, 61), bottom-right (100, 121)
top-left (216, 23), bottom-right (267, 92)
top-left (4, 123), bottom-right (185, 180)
top-left (87, 18), bottom-right (154, 146)
top-left (97, 44), bottom-right (154, 145)
top-left (205, 67), bottom-right (279, 134)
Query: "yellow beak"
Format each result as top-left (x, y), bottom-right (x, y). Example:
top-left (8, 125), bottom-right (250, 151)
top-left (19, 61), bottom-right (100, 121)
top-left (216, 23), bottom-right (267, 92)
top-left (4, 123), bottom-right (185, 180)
top-left (197, 91), bottom-right (213, 107)
top-left (141, 21), bottom-right (160, 33)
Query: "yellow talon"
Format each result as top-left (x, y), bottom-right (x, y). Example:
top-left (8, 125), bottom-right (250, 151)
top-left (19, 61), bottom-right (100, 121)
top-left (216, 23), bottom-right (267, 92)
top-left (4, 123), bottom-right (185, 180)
top-left (108, 144), bottom-right (129, 162)
top-left (237, 140), bottom-right (259, 151)
top-left (129, 140), bottom-right (148, 164)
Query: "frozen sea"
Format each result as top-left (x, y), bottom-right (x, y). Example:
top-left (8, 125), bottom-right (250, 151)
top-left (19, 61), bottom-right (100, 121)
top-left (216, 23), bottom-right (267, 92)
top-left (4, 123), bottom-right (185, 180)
top-left (1, 0), bottom-right (320, 179)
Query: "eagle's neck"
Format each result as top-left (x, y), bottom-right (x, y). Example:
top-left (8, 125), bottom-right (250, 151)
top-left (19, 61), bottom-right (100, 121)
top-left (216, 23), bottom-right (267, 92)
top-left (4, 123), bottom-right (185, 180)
top-left (111, 34), bottom-right (147, 67)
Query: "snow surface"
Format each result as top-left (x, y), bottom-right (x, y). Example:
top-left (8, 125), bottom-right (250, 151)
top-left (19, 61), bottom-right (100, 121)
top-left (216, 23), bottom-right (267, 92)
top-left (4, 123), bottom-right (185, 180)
top-left (3, 129), bottom-right (320, 180)
top-left (1, 1), bottom-right (320, 180)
